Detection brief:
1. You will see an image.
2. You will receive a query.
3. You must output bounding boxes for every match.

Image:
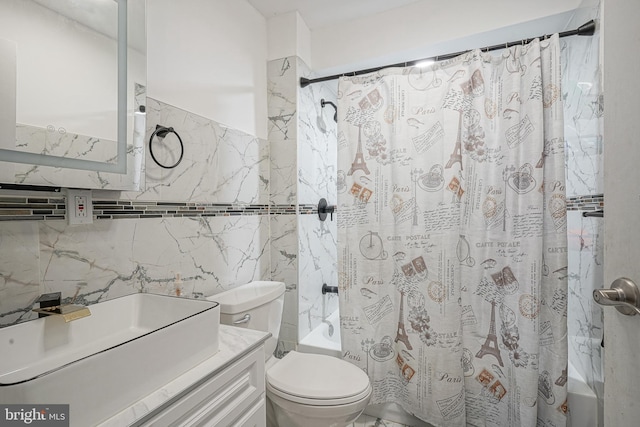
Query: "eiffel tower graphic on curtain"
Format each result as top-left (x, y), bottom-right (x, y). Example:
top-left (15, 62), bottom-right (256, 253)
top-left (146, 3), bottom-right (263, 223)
top-left (394, 290), bottom-right (412, 350)
top-left (348, 125), bottom-right (370, 176)
top-left (445, 112), bottom-right (463, 170)
top-left (476, 300), bottom-right (504, 366)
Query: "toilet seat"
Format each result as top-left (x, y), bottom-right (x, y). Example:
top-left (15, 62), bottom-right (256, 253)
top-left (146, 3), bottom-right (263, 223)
top-left (266, 351), bottom-right (371, 406)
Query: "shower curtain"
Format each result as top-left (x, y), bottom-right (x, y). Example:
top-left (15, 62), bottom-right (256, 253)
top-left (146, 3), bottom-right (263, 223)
top-left (337, 35), bottom-right (567, 427)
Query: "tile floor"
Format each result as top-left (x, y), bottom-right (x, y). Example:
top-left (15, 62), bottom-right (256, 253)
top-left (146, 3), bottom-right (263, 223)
top-left (351, 414), bottom-right (413, 427)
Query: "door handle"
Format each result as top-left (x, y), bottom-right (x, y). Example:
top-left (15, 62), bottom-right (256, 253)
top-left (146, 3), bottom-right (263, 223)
top-left (593, 277), bottom-right (640, 316)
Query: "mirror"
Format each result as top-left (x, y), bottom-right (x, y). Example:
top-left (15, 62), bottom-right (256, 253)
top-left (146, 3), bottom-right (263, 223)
top-left (0, 0), bottom-right (146, 190)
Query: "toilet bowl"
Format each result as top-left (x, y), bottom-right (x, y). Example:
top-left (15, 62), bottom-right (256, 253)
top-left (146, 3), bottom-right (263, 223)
top-left (267, 350), bottom-right (371, 427)
top-left (209, 281), bottom-right (371, 427)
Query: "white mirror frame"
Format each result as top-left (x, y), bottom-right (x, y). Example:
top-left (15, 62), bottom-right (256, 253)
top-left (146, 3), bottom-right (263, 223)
top-left (0, 0), bottom-right (145, 191)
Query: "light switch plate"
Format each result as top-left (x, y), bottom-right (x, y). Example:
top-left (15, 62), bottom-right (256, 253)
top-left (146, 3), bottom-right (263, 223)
top-left (66, 189), bottom-right (93, 225)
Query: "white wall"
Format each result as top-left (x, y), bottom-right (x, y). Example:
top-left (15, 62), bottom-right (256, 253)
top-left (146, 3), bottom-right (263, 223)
top-left (310, 0), bottom-right (582, 74)
top-left (147, 0), bottom-right (268, 139)
top-left (267, 12), bottom-right (311, 66)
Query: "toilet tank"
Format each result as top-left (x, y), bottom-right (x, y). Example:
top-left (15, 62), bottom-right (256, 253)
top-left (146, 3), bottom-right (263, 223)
top-left (208, 281), bottom-right (285, 359)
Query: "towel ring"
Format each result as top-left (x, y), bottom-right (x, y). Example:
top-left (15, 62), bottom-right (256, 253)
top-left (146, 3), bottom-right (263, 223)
top-left (149, 125), bottom-right (184, 169)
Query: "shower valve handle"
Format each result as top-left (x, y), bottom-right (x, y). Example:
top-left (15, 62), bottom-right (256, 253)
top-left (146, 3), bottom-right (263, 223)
top-left (318, 198), bottom-right (336, 222)
top-left (593, 277), bottom-right (640, 316)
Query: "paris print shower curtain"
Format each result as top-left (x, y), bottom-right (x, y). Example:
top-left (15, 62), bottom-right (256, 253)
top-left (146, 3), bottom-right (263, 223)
top-left (337, 35), bottom-right (568, 426)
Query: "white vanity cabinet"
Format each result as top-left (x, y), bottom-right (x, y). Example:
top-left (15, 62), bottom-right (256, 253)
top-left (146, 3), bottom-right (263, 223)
top-left (138, 345), bottom-right (265, 427)
top-left (99, 326), bottom-right (270, 427)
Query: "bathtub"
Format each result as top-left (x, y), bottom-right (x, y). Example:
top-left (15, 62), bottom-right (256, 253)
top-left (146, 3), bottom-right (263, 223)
top-left (567, 361), bottom-right (598, 427)
top-left (298, 311), bottom-right (597, 427)
top-left (298, 310), bottom-right (341, 357)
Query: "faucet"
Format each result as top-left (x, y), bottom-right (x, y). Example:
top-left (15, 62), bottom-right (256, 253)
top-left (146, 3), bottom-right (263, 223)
top-left (322, 318), bottom-right (335, 337)
top-left (321, 283), bottom-right (339, 295)
top-left (32, 287), bottom-right (91, 322)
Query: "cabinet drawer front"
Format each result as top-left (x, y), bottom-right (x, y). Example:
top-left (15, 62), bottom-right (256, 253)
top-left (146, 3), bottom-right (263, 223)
top-left (231, 396), bottom-right (266, 427)
top-left (140, 346), bottom-right (265, 427)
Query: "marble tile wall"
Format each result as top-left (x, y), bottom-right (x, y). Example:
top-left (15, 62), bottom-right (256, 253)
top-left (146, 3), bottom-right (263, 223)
top-left (298, 214), bottom-right (338, 340)
top-left (270, 214), bottom-right (299, 356)
top-left (297, 58), bottom-right (339, 340)
top-left (297, 59), bottom-right (338, 206)
top-left (125, 97), bottom-right (270, 204)
top-left (268, 57), bottom-right (300, 354)
top-left (563, 8), bottom-right (603, 198)
top-left (561, 0), bottom-right (604, 421)
top-left (0, 98), bottom-right (272, 327)
top-left (268, 58), bottom-right (298, 207)
top-left (267, 56), bottom-right (340, 351)
top-left (0, 221), bottom-right (40, 325)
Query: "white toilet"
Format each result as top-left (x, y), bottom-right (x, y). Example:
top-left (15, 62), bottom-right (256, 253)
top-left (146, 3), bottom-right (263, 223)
top-left (209, 281), bottom-right (371, 427)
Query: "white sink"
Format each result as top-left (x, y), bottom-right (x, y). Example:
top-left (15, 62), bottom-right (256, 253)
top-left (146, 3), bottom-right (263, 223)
top-left (0, 293), bottom-right (220, 427)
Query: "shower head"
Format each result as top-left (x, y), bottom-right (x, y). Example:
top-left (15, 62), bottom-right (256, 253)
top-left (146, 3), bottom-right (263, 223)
top-left (321, 99), bottom-right (338, 122)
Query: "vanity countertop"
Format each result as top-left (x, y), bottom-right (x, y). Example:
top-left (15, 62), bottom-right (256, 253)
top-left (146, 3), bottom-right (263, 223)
top-left (99, 325), bottom-right (270, 426)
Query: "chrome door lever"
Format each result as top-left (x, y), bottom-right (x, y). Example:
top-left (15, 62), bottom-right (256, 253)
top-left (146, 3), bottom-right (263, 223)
top-left (233, 313), bottom-right (251, 324)
top-left (593, 277), bottom-right (640, 316)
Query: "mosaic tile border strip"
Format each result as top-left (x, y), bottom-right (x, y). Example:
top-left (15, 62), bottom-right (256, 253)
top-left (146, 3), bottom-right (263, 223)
top-left (0, 194), bottom-right (601, 221)
top-left (299, 204), bottom-right (317, 215)
top-left (0, 196), bottom-right (66, 221)
top-left (92, 201), bottom-right (272, 220)
top-left (0, 195), bottom-right (321, 221)
top-left (566, 194), bottom-right (604, 212)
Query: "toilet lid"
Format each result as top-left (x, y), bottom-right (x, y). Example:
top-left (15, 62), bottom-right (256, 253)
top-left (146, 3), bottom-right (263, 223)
top-left (266, 351), bottom-right (371, 406)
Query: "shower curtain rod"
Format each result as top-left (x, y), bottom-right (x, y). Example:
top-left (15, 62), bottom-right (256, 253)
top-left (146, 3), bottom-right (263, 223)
top-left (300, 20), bottom-right (596, 88)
